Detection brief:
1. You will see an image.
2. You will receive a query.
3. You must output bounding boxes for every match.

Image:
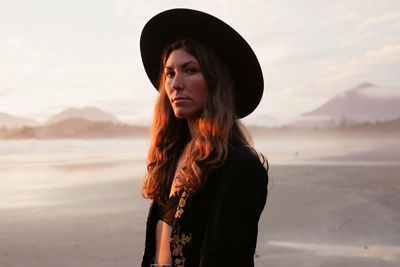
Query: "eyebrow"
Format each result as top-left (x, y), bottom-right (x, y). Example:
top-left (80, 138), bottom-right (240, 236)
top-left (165, 61), bottom-right (199, 69)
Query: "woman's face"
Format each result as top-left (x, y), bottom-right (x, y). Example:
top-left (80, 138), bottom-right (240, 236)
top-left (164, 48), bottom-right (209, 120)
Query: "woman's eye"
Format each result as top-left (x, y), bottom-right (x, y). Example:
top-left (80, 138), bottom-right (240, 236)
top-left (166, 71), bottom-right (175, 78)
top-left (187, 68), bottom-right (198, 74)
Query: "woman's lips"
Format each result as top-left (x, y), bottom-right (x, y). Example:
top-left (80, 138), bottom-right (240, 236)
top-left (173, 97), bottom-right (190, 103)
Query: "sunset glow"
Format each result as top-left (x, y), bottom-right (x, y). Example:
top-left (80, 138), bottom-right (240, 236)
top-left (1, 0), bottom-right (399, 125)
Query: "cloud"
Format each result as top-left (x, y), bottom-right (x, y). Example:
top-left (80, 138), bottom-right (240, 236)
top-left (109, 0), bottom-right (191, 17)
top-left (273, 43), bottom-right (400, 111)
top-left (258, 44), bottom-right (295, 65)
top-left (359, 11), bottom-right (400, 29)
top-left (5, 37), bottom-right (24, 47)
top-left (315, 44), bottom-right (400, 86)
top-left (0, 86), bottom-right (14, 97)
top-left (364, 44), bottom-right (400, 64)
top-left (361, 85), bottom-right (400, 98)
top-left (3, 37), bottom-right (32, 57)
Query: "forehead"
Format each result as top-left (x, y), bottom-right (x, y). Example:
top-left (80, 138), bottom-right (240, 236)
top-left (165, 48), bottom-right (198, 66)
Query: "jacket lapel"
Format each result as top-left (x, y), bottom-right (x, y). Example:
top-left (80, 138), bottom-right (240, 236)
top-left (172, 190), bottom-right (191, 226)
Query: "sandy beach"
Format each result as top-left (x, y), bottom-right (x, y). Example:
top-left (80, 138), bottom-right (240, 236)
top-left (1, 138), bottom-right (400, 267)
top-left (256, 164), bottom-right (400, 267)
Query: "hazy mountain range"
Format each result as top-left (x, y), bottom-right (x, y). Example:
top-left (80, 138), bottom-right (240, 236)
top-left (0, 106), bottom-right (146, 139)
top-left (46, 106), bottom-right (120, 124)
top-left (0, 112), bottom-right (38, 128)
top-left (0, 106), bottom-right (120, 129)
top-left (1, 83), bottom-right (400, 131)
top-left (0, 118), bottom-right (148, 139)
top-left (2, 114), bottom-right (399, 140)
top-left (302, 83), bottom-right (400, 123)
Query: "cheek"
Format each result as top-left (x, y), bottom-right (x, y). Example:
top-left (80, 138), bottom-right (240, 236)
top-left (164, 83), bottom-right (172, 102)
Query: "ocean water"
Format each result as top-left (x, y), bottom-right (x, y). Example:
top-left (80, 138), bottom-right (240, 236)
top-left (0, 139), bottom-right (149, 168)
top-left (0, 139), bottom-right (149, 210)
top-left (1, 137), bottom-right (398, 210)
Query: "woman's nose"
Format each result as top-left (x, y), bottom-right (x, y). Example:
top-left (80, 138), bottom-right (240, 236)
top-left (171, 72), bottom-right (183, 90)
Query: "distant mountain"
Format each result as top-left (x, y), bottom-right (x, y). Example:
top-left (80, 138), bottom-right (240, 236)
top-left (302, 83), bottom-right (400, 123)
top-left (248, 116), bottom-right (400, 138)
top-left (0, 117), bottom-right (148, 139)
top-left (0, 112), bottom-right (38, 129)
top-left (46, 106), bottom-right (120, 124)
top-left (1, 116), bottom-right (399, 139)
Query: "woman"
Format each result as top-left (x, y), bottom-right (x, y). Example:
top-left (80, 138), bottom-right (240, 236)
top-left (140, 9), bottom-right (268, 267)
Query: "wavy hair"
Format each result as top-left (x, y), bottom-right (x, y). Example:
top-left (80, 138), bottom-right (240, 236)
top-left (142, 39), bottom-right (264, 205)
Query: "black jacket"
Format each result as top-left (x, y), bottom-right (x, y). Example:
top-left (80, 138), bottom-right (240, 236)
top-left (141, 142), bottom-right (268, 267)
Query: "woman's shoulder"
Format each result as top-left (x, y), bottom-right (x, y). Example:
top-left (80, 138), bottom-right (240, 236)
top-left (213, 140), bottom-right (268, 196)
top-left (206, 137), bottom-right (268, 187)
top-left (225, 140), bottom-right (262, 167)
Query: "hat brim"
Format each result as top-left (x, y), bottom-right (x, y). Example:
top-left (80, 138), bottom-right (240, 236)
top-left (140, 8), bottom-right (264, 118)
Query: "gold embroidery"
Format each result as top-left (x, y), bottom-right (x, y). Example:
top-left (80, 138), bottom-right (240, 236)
top-left (174, 190), bottom-right (189, 219)
top-left (170, 191), bottom-right (191, 266)
top-left (169, 228), bottom-right (192, 266)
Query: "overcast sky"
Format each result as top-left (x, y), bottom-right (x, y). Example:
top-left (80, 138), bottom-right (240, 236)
top-left (1, 0), bottom-right (400, 125)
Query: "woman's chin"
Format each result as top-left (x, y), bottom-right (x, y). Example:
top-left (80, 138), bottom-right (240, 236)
top-left (173, 109), bottom-right (191, 119)
top-left (173, 108), bottom-right (205, 121)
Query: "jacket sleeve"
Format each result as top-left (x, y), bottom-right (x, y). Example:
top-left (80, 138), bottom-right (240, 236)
top-left (199, 159), bottom-right (268, 267)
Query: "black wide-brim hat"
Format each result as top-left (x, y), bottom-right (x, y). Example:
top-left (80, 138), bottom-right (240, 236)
top-left (140, 8), bottom-right (264, 118)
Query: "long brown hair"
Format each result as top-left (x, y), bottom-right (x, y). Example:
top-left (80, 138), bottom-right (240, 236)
top-left (142, 39), bottom-right (261, 205)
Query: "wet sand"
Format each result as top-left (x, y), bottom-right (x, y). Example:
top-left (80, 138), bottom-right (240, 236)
top-left (256, 164), bottom-right (400, 267)
top-left (1, 139), bottom-right (400, 266)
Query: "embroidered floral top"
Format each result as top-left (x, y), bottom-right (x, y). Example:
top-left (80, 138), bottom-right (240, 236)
top-left (155, 190), bottom-right (192, 267)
